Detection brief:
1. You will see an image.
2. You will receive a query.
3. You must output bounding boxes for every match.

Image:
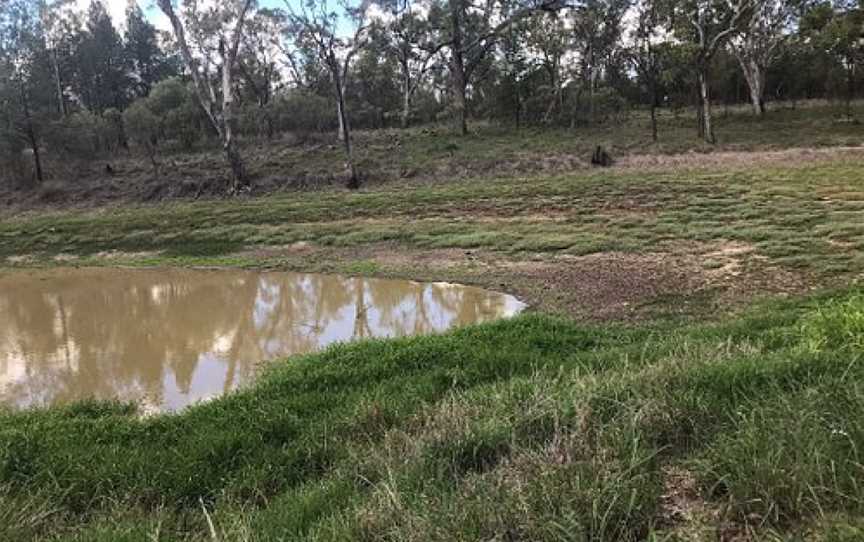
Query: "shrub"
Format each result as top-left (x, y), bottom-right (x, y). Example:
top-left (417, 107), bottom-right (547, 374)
top-left (148, 77), bottom-right (204, 149)
top-left (270, 92), bottom-right (337, 135)
top-left (43, 111), bottom-right (111, 160)
top-left (123, 100), bottom-right (159, 149)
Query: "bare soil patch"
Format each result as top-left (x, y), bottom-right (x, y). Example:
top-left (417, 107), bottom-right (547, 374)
top-left (239, 241), bottom-right (812, 321)
top-left (619, 146), bottom-right (864, 172)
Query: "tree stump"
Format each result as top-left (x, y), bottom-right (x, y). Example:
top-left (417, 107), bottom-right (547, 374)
top-left (591, 146), bottom-right (613, 167)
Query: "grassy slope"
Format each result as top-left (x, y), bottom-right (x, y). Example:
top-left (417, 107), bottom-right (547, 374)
top-left (4, 103), bottom-right (864, 206)
top-left (3, 294), bottom-right (864, 541)
top-left (3, 154), bottom-right (864, 280)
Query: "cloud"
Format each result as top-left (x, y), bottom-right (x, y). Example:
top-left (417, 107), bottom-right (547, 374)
top-left (146, 6), bottom-right (172, 32)
top-left (104, 0), bottom-right (129, 25)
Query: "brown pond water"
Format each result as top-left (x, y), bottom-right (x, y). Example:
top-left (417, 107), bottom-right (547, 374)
top-left (0, 268), bottom-right (524, 412)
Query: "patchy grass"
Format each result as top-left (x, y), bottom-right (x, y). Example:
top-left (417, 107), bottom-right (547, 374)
top-left (4, 155), bottom-right (864, 276)
top-left (2, 291), bottom-right (864, 540)
top-left (3, 153), bottom-right (864, 318)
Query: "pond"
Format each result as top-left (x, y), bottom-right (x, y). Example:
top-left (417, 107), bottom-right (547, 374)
top-left (0, 268), bottom-right (525, 412)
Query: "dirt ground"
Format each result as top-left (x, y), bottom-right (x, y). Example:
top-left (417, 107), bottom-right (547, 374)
top-left (237, 239), bottom-right (815, 321)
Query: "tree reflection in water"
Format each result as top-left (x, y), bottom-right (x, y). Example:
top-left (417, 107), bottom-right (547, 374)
top-left (0, 268), bottom-right (524, 411)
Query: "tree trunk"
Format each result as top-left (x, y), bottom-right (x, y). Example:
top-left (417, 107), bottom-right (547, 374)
top-left (449, 0), bottom-right (468, 136)
top-left (221, 44), bottom-right (248, 193)
top-left (334, 72), bottom-right (359, 190)
top-left (514, 85), bottom-right (521, 128)
top-left (400, 59), bottom-right (412, 129)
top-left (847, 58), bottom-right (855, 119)
top-left (650, 78), bottom-right (658, 142)
top-left (738, 56), bottom-right (765, 117)
top-left (146, 143), bottom-right (160, 180)
top-left (401, 80), bottom-right (412, 129)
top-left (337, 100), bottom-right (346, 140)
top-left (588, 82), bottom-right (594, 124)
top-left (157, 0), bottom-right (253, 194)
top-left (224, 140), bottom-right (246, 192)
top-left (698, 69), bottom-right (715, 144)
top-left (29, 137), bottom-right (43, 186)
top-left (222, 97), bottom-right (247, 193)
top-left (20, 83), bottom-right (43, 185)
top-left (52, 49), bottom-right (66, 117)
top-left (542, 71), bottom-right (560, 124)
top-left (265, 112), bottom-right (274, 139)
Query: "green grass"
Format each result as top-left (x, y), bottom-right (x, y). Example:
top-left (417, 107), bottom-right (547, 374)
top-left (2, 291), bottom-right (864, 540)
top-left (4, 157), bottom-right (864, 282)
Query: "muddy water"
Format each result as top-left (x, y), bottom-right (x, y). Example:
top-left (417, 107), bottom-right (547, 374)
top-left (0, 268), bottom-right (524, 412)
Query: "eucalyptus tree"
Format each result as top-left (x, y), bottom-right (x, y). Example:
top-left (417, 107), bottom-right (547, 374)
top-left (431, 0), bottom-right (574, 135)
top-left (237, 9), bottom-right (286, 136)
top-left (37, 0), bottom-right (78, 117)
top-left (496, 8), bottom-right (535, 126)
top-left (668, 0), bottom-right (753, 143)
top-left (349, 33), bottom-right (402, 126)
top-left (570, 0), bottom-right (630, 124)
top-left (0, 0), bottom-right (53, 186)
top-left (728, 0), bottom-right (793, 115)
top-left (522, 11), bottom-right (569, 123)
top-left (371, 0), bottom-right (445, 128)
top-left (285, 0), bottom-right (372, 189)
top-left (370, 0), bottom-right (444, 128)
top-left (799, 1), bottom-right (864, 117)
top-left (125, 2), bottom-right (175, 99)
top-left (431, 0), bottom-right (498, 135)
top-left (75, 1), bottom-right (130, 113)
top-left (157, 0), bottom-right (256, 192)
top-left (629, 0), bottom-right (663, 140)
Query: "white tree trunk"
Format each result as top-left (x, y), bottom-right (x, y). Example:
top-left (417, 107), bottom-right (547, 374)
top-left (221, 44), bottom-right (246, 192)
top-left (738, 55), bottom-right (765, 116)
top-left (698, 70), bottom-right (715, 144)
top-left (157, 0), bottom-right (252, 193)
top-left (401, 80), bottom-right (412, 129)
top-left (333, 70), bottom-right (358, 189)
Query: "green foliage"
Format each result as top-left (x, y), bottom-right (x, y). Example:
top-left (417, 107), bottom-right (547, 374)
top-left (73, 0), bottom-right (131, 113)
top-left (122, 100), bottom-right (159, 150)
top-left (124, 2), bottom-right (176, 98)
top-left (149, 78), bottom-right (203, 148)
top-left (43, 111), bottom-right (113, 160)
top-left (269, 91), bottom-right (337, 134)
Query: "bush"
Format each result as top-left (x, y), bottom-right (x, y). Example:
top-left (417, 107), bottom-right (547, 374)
top-left (148, 78), bottom-right (204, 149)
top-left (269, 92), bottom-right (337, 135)
top-left (237, 102), bottom-right (276, 138)
top-left (562, 86), bottom-right (629, 126)
top-left (102, 108), bottom-right (126, 153)
top-left (123, 100), bottom-right (159, 149)
top-left (0, 132), bottom-right (29, 188)
top-left (43, 111), bottom-right (112, 161)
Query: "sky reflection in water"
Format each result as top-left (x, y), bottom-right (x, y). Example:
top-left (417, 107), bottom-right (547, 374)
top-left (0, 268), bottom-right (524, 411)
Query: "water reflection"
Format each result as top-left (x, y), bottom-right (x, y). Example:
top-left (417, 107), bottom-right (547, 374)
top-left (0, 268), bottom-right (524, 411)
